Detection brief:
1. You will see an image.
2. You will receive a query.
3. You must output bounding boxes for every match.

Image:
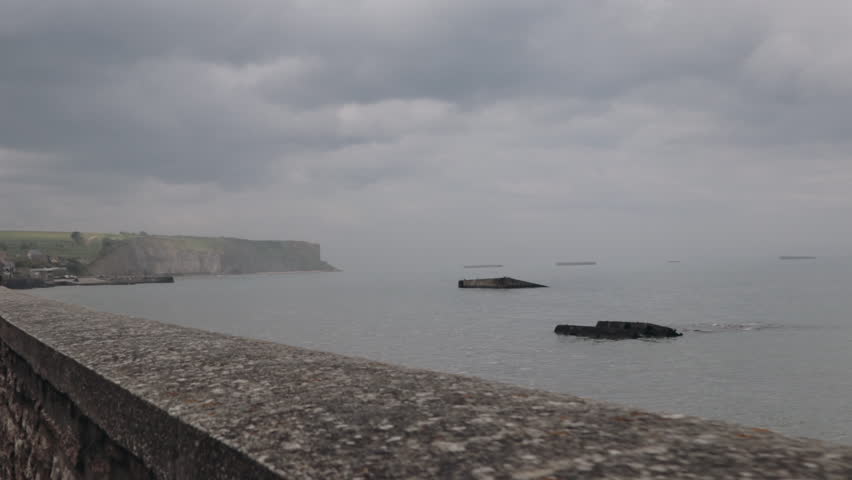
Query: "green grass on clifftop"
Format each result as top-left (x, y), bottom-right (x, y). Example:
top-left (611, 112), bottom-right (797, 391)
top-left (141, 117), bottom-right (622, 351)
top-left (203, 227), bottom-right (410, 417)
top-left (0, 231), bottom-right (130, 261)
top-left (0, 231), bottom-right (310, 263)
top-left (0, 231), bottom-right (233, 262)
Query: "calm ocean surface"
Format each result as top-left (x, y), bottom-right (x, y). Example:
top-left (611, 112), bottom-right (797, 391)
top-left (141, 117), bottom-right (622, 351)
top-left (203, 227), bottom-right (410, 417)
top-left (33, 258), bottom-right (852, 444)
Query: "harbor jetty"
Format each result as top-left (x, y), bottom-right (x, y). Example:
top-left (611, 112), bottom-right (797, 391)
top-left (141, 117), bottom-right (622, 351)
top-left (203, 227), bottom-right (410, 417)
top-left (458, 277), bottom-right (547, 288)
top-left (76, 275), bottom-right (175, 286)
top-left (2, 275), bottom-right (174, 289)
top-left (555, 321), bottom-right (683, 339)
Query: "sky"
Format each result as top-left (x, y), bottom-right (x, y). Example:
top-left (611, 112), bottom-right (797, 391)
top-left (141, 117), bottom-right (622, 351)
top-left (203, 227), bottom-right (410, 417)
top-left (2, 1), bottom-right (852, 269)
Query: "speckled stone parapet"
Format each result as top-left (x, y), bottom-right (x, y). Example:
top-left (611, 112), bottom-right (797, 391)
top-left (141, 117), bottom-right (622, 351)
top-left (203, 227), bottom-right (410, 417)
top-left (2, 288), bottom-right (852, 479)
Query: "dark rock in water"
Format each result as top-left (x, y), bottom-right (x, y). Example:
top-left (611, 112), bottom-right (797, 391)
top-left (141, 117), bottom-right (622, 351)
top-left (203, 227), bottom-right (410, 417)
top-left (458, 277), bottom-right (547, 289)
top-left (555, 321), bottom-right (682, 339)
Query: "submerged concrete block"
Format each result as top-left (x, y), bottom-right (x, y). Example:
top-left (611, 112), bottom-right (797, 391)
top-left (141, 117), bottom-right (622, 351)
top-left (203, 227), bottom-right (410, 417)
top-left (458, 277), bottom-right (547, 289)
top-left (555, 321), bottom-right (683, 339)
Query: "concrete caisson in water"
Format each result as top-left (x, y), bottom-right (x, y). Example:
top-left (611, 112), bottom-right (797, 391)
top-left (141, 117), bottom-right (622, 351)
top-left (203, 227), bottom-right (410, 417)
top-left (555, 321), bottom-right (682, 339)
top-left (458, 277), bottom-right (547, 289)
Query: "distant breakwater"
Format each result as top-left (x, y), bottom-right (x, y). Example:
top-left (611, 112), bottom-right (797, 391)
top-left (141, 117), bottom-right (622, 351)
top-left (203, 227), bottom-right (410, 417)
top-left (1, 275), bottom-right (174, 290)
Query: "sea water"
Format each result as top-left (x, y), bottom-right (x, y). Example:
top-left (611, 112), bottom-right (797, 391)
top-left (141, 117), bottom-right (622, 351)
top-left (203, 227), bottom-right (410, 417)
top-left (33, 257), bottom-right (852, 444)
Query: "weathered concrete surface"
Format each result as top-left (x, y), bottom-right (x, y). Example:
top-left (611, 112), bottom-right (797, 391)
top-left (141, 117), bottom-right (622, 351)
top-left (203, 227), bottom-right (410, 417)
top-left (459, 277), bottom-right (547, 289)
top-left (2, 288), bottom-right (852, 479)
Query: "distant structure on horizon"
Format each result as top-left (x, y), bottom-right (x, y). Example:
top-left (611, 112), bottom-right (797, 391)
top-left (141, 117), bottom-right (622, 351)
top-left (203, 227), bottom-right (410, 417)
top-left (463, 264), bottom-right (503, 269)
top-left (458, 277), bottom-right (546, 289)
top-left (555, 261), bottom-right (597, 266)
top-left (779, 256), bottom-right (817, 260)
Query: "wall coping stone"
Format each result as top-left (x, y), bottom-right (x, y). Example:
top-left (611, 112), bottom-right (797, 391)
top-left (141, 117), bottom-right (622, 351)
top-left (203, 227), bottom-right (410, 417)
top-left (2, 287), bottom-right (852, 479)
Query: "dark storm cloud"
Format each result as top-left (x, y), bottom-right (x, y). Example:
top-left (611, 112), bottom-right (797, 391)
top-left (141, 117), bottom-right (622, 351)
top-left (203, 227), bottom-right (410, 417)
top-left (2, 0), bottom-right (552, 185)
top-left (0, 1), bottom-right (816, 187)
top-left (3, 0), bottom-right (852, 261)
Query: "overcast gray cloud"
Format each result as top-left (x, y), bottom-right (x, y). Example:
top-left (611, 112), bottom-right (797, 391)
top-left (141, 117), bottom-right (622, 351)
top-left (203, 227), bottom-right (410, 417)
top-left (3, 0), bottom-right (852, 268)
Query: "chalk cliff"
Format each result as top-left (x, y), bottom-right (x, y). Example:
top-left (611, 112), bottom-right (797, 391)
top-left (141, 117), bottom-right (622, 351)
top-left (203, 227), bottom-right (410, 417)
top-left (87, 236), bottom-right (337, 275)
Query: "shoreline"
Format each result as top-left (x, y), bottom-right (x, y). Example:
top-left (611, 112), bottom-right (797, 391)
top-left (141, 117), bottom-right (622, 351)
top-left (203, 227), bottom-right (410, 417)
top-left (3, 269), bottom-right (341, 290)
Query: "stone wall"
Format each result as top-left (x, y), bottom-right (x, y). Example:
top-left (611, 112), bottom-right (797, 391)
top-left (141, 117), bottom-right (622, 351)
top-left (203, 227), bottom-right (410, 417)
top-left (0, 341), bottom-right (154, 479)
top-left (2, 287), bottom-right (852, 479)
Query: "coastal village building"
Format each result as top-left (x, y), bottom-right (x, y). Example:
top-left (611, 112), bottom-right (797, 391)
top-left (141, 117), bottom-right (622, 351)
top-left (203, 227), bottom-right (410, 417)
top-left (28, 267), bottom-right (68, 280)
top-left (0, 259), bottom-right (14, 275)
top-left (0, 252), bottom-right (13, 274)
top-left (0, 254), bottom-right (14, 286)
top-left (26, 249), bottom-right (48, 265)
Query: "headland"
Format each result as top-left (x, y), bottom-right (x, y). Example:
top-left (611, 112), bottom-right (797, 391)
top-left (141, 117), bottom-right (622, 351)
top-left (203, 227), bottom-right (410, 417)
top-left (0, 230), bottom-right (337, 289)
